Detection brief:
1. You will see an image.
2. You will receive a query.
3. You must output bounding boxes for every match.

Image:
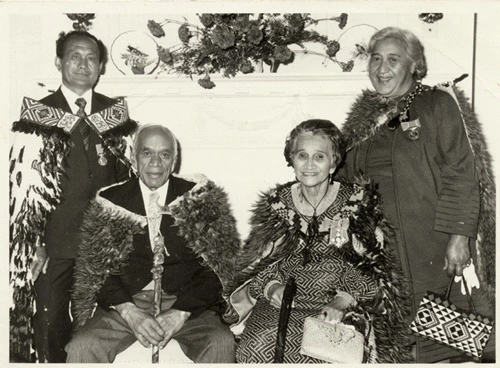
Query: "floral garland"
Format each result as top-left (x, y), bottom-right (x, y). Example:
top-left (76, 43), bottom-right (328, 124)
top-left (144, 13), bottom-right (362, 89)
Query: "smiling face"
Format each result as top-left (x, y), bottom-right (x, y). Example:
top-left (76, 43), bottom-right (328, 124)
top-left (132, 126), bottom-right (176, 191)
top-left (291, 132), bottom-right (336, 189)
top-left (368, 37), bottom-right (415, 98)
top-left (55, 35), bottom-right (103, 95)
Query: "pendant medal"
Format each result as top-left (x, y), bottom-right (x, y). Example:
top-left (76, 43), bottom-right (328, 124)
top-left (401, 118), bottom-right (421, 141)
top-left (408, 128), bottom-right (419, 140)
top-left (98, 156), bottom-right (107, 166)
top-left (96, 143), bottom-right (107, 166)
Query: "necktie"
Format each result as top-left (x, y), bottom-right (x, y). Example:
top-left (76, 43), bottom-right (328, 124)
top-left (148, 192), bottom-right (162, 251)
top-left (75, 97), bottom-right (90, 150)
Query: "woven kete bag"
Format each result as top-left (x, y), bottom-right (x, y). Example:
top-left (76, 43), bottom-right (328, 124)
top-left (410, 276), bottom-right (493, 360)
top-left (300, 316), bottom-right (364, 363)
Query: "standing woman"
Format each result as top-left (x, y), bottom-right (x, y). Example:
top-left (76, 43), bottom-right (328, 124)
top-left (336, 26), bottom-right (495, 363)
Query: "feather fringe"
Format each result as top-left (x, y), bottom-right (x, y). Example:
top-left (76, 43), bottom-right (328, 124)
top-left (451, 86), bottom-right (496, 310)
top-left (168, 179), bottom-right (241, 296)
top-left (9, 130), bottom-right (71, 361)
top-left (71, 176), bottom-right (242, 329)
top-left (71, 196), bottom-right (146, 329)
top-left (9, 116), bottom-right (136, 360)
top-left (229, 178), bottom-right (413, 362)
top-left (342, 84), bottom-right (495, 313)
top-left (336, 178), bottom-right (413, 363)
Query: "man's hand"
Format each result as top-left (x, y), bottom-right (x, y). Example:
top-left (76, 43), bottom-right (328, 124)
top-left (115, 302), bottom-right (165, 348)
top-left (443, 234), bottom-right (471, 277)
top-left (31, 246), bottom-right (50, 281)
top-left (156, 309), bottom-right (191, 349)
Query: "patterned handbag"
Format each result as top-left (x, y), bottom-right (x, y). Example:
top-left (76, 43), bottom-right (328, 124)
top-left (300, 316), bottom-right (365, 363)
top-left (410, 276), bottom-right (494, 360)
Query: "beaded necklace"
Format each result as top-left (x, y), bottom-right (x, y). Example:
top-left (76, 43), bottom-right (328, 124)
top-left (386, 82), bottom-right (427, 130)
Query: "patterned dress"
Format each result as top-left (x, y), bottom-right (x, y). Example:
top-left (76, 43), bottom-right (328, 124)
top-left (236, 182), bottom-right (377, 363)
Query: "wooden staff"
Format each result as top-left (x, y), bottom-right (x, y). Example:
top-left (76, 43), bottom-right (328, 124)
top-left (151, 234), bottom-right (165, 363)
top-left (273, 276), bottom-right (297, 363)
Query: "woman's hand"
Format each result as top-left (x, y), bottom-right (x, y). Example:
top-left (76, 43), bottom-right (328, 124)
top-left (443, 234), bottom-right (471, 276)
top-left (318, 304), bottom-right (345, 323)
top-left (318, 293), bottom-right (355, 323)
top-left (266, 282), bottom-right (285, 309)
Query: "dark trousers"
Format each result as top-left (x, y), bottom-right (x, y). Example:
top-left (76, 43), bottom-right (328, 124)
top-left (33, 258), bottom-right (75, 363)
top-left (66, 291), bottom-right (237, 363)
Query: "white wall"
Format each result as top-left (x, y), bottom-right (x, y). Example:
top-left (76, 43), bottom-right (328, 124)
top-left (4, 6), bottom-right (499, 239)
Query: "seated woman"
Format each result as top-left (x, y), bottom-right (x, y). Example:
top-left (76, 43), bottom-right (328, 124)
top-left (230, 119), bottom-right (413, 363)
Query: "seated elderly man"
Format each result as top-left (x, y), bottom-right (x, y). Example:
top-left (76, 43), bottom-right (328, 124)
top-left (66, 124), bottom-right (239, 363)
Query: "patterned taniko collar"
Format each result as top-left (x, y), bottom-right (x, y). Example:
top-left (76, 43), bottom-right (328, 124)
top-left (19, 96), bottom-right (131, 135)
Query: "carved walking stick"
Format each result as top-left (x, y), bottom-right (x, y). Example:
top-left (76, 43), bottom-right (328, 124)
top-left (273, 276), bottom-right (297, 363)
top-left (151, 234), bottom-right (165, 363)
top-left (147, 192), bottom-right (169, 363)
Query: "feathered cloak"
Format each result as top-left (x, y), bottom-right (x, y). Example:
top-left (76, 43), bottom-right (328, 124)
top-left (9, 97), bottom-right (137, 361)
top-left (228, 178), bottom-right (413, 363)
top-left (341, 83), bottom-right (495, 310)
top-left (71, 174), bottom-right (241, 329)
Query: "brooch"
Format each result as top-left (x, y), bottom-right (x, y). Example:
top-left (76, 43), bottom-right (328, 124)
top-left (96, 143), bottom-right (108, 166)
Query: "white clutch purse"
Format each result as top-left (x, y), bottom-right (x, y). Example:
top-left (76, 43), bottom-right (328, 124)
top-left (300, 316), bottom-right (364, 363)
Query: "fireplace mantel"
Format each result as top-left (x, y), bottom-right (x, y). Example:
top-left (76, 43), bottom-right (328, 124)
top-left (32, 71), bottom-right (468, 239)
top-left (36, 72), bottom-right (462, 99)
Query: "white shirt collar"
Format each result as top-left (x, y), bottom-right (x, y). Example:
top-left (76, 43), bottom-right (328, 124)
top-left (139, 179), bottom-right (170, 216)
top-left (60, 84), bottom-right (93, 115)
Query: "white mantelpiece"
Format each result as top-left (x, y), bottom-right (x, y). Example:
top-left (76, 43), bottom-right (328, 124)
top-left (35, 72), bottom-right (467, 239)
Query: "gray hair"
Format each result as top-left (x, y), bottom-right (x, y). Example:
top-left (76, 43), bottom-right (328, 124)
top-left (367, 27), bottom-right (427, 80)
top-left (284, 119), bottom-right (346, 168)
top-left (132, 123), bottom-right (178, 167)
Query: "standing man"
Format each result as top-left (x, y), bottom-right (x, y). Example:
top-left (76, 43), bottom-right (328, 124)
top-left (66, 125), bottom-right (238, 363)
top-left (9, 30), bottom-right (137, 363)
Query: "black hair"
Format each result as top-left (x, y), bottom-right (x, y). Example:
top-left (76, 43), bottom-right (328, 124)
top-left (56, 30), bottom-right (107, 64)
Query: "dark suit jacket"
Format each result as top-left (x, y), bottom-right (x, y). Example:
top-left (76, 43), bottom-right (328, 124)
top-left (42, 88), bottom-right (129, 259)
top-left (96, 177), bottom-right (224, 319)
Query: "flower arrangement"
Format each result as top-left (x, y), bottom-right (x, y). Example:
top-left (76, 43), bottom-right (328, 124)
top-left (145, 13), bottom-right (359, 89)
top-left (418, 13), bottom-right (444, 24)
top-left (66, 13), bottom-right (95, 31)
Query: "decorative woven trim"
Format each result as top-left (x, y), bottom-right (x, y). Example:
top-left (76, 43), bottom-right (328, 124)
top-left (9, 96), bottom-right (137, 361)
top-left (86, 98), bottom-right (131, 134)
top-left (19, 97), bottom-right (81, 134)
top-left (18, 96), bottom-right (135, 136)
